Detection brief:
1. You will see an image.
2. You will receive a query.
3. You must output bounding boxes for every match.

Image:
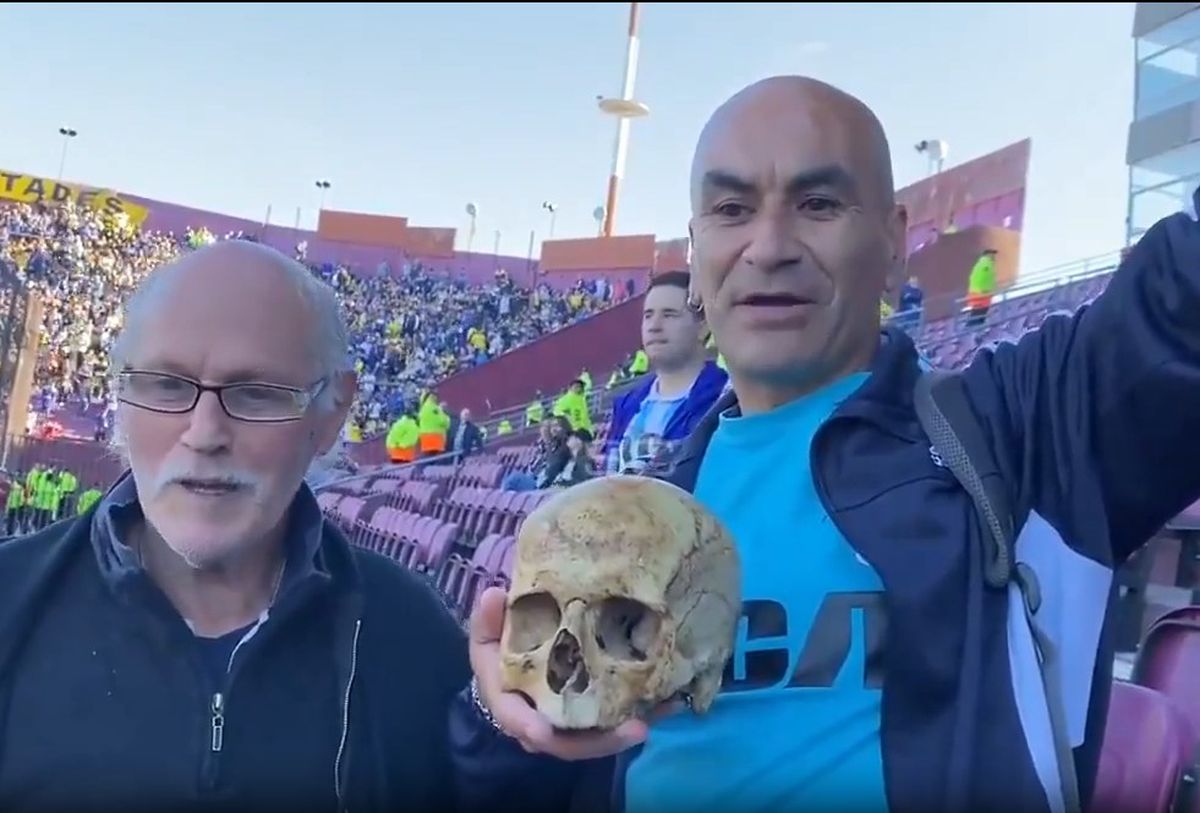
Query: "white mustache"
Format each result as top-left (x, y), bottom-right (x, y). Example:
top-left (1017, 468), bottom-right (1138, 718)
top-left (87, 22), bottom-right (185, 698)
top-left (153, 463), bottom-right (260, 496)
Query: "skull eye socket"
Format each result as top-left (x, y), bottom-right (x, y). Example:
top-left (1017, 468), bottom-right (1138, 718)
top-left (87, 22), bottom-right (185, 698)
top-left (508, 592), bottom-right (561, 652)
top-left (594, 598), bottom-right (662, 662)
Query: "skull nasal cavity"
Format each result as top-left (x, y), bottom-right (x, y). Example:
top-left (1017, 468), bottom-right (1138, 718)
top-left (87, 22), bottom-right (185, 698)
top-left (547, 628), bottom-right (590, 695)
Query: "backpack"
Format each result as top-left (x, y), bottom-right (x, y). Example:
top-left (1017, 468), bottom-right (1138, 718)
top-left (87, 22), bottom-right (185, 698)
top-left (914, 371), bottom-right (1081, 813)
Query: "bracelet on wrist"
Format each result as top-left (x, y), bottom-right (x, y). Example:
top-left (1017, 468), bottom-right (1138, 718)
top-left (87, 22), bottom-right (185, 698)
top-left (470, 675), bottom-right (505, 734)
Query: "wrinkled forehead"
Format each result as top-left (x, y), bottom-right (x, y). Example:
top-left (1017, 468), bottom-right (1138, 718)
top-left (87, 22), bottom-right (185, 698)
top-left (130, 273), bottom-right (319, 386)
top-left (691, 103), bottom-right (881, 207)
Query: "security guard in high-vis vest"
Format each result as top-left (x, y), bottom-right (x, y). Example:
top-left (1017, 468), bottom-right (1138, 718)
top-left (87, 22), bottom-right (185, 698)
top-left (57, 469), bottom-right (78, 514)
top-left (5, 478), bottom-right (26, 535)
top-left (630, 348), bottom-right (649, 376)
top-left (386, 411), bottom-right (420, 464)
top-left (525, 397), bottom-right (544, 427)
top-left (76, 486), bottom-right (104, 516)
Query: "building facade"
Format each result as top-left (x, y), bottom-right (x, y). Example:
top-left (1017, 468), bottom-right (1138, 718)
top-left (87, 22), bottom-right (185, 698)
top-left (1127, 3), bottom-right (1200, 243)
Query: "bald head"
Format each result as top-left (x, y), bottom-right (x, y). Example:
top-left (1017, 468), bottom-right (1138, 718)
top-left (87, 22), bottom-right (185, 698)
top-left (691, 76), bottom-right (895, 212)
top-left (111, 240), bottom-right (350, 384)
top-left (686, 76), bottom-right (907, 413)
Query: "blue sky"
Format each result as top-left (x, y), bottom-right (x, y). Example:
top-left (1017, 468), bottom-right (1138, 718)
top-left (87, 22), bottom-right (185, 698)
top-left (4, 2), bottom-right (1134, 274)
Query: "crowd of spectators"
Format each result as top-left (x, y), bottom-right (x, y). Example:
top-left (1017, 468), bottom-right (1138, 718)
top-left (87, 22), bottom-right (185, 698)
top-left (326, 264), bottom-right (620, 438)
top-left (0, 200), bottom-right (621, 440)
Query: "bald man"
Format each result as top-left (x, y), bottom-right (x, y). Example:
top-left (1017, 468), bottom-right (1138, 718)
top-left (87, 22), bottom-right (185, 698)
top-left (454, 76), bottom-right (1200, 813)
top-left (0, 241), bottom-right (469, 812)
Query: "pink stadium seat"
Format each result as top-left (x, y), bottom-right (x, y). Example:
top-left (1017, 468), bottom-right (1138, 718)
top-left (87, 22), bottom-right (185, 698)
top-left (1133, 606), bottom-right (1200, 738)
top-left (496, 542), bottom-right (516, 589)
top-left (467, 490), bottom-right (499, 541)
top-left (368, 478), bottom-right (401, 494)
top-left (444, 533), bottom-right (506, 621)
top-left (420, 522), bottom-right (459, 574)
top-left (1093, 681), bottom-right (1193, 813)
top-left (336, 497), bottom-right (365, 526)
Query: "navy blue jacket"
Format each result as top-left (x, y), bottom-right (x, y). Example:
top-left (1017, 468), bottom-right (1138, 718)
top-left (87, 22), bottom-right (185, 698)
top-left (0, 479), bottom-right (470, 813)
top-left (603, 361), bottom-right (729, 458)
top-left (449, 189), bottom-right (1200, 813)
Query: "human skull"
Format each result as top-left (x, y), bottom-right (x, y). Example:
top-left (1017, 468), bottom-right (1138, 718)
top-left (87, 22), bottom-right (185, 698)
top-left (499, 475), bottom-right (741, 730)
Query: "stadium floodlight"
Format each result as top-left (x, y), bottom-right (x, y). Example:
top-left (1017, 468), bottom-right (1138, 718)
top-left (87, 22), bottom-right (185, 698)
top-left (914, 139), bottom-right (949, 177)
top-left (465, 203), bottom-right (479, 252)
top-left (592, 205), bottom-right (606, 236)
top-left (541, 201), bottom-right (558, 238)
top-left (57, 127), bottom-right (79, 181)
top-left (314, 179), bottom-right (332, 211)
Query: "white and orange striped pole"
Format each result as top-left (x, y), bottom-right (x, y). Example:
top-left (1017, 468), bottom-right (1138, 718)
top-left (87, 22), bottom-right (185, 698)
top-left (598, 2), bottom-right (649, 238)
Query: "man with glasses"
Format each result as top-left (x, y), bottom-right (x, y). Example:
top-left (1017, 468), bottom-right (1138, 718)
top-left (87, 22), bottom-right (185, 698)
top-left (0, 241), bottom-right (469, 812)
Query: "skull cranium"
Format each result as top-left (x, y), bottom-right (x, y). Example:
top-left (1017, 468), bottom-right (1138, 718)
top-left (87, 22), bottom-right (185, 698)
top-left (499, 475), bottom-right (741, 730)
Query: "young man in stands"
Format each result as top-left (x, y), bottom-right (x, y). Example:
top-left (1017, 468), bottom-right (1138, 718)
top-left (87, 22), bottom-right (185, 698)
top-left (0, 241), bottom-right (468, 811)
top-left (604, 271), bottom-right (727, 475)
top-left (453, 76), bottom-right (1200, 813)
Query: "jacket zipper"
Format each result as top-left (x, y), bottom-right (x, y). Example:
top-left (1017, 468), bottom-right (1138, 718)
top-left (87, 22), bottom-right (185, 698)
top-left (334, 618), bottom-right (362, 813)
top-left (210, 692), bottom-right (225, 752)
top-left (201, 690), bottom-right (225, 789)
top-left (200, 616), bottom-right (266, 793)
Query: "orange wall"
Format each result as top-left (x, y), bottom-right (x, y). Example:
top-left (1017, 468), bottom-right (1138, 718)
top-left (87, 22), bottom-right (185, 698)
top-left (540, 234), bottom-right (657, 272)
top-left (317, 210), bottom-right (408, 248)
top-left (403, 226), bottom-right (456, 258)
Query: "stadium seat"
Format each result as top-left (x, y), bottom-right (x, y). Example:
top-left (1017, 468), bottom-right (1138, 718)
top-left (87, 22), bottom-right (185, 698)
top-left (1132, 606), bottom-right (1200, 737)
top-left (1093, 681), bottom-right (1192, 813)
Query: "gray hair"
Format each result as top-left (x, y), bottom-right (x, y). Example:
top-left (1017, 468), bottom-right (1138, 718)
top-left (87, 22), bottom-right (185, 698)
top-left (107, 244), bottom-right (355, 464)
top-left (110, 244), bottom-right (353, 411)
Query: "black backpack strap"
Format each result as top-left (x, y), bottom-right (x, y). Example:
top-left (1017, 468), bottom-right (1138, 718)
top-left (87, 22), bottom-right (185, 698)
top-left (913, 370), bottom-right (1014, 589)
top-left (914, 370), bottom-right (1081, 813)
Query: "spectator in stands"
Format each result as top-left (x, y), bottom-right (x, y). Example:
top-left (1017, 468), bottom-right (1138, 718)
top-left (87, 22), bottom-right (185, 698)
top-left (449, 407), bottom-right (485, 462)
top-left (0, 200), bottom-right (616, 444)
top-left (525, 391), bottom-right (545, 428)
top-left (965, 248), bottom-right (997, 327)
top-left (533, 416), bottom-right (574, 490)
top-left (550, 428), bottom-right (595, 487)
top-left (454, 77), bottom-right (1200, 813)
top-left (0, 241), bottom-right (468, 811)
top-left (552, 379), bottom-right (593, 435)
top-left (896, 274), bottom-right (924, 329)
top-left (605, 271), bottom-right (727, 475)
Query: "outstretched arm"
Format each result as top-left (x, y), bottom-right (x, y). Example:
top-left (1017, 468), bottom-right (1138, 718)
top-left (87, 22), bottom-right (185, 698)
top-left (962, 187), bottom-right (1200, 562)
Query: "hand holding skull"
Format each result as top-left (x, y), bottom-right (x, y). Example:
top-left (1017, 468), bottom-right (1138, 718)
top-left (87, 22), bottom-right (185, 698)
top-left (470, 475), bottom-right (741, 756)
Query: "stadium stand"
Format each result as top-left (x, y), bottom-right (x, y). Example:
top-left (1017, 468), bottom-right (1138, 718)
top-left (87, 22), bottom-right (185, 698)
top-left (0, 199), bottom-right (618, 447)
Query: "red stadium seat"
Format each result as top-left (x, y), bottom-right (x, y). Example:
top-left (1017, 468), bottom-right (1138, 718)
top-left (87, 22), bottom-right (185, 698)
top-left (1133, 606), bottom-right (1200, 737)
top-left (1094, 681), bottom-right (1193, 813)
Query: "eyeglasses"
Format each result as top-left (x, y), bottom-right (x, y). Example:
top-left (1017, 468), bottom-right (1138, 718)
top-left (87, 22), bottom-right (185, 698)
top-left (116, 370), bottom-right (327, 423)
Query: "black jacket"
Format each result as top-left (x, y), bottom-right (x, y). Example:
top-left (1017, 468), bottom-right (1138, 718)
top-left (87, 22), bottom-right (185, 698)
top-left (0, 481), bottom-right (470, 813)
top-left (448, 189), bottom-right (1200, 813)
top-left (449, 419), bottom-right (485, 459)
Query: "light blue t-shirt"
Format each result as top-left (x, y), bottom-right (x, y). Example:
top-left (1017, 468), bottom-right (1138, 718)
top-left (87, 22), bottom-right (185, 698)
top-left (625, 372), bottom-right (889, 813)
top-left (610, 377), bottom-right (690, 475)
